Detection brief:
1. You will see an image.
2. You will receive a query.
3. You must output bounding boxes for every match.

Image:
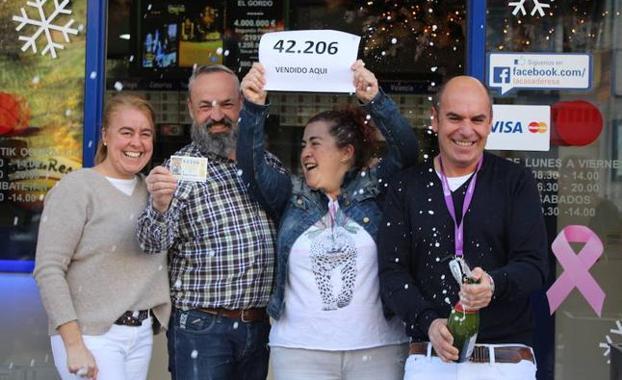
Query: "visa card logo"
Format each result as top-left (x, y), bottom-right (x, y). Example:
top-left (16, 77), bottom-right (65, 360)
top-left (492, 120), bottom-right (547, 134)
top-left (487, 105), bottom-right (550, 151)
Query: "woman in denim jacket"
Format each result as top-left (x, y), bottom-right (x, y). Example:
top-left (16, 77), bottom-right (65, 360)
top-left (236, 61), bottom-right (418, 380)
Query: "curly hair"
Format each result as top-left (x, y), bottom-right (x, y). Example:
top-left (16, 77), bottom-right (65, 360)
top-left (307, 105), bottom-right (381, 170)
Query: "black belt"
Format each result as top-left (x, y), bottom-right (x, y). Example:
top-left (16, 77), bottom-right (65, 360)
top-left (409, 342), bottom-right (535, 363)
top-left (114, 310), bottom-right (150, 327)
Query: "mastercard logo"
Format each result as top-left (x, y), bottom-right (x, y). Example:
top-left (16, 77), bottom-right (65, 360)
top-left (528, 121), bottom-right (547, 134)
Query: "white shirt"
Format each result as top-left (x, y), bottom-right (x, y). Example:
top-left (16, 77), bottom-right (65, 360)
top-left (436, 172), bottom-right (473, 191)
top-left (270, 199), bottom-right (407, 350)
top-left (106, 176), bottom-right (137, 196)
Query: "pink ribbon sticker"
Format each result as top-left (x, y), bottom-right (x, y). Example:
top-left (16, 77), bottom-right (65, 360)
top-left (547, 225), bottom-right (605, 317)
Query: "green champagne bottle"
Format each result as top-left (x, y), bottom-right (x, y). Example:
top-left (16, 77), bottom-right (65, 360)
top-left (447, 277), bottom-right (480, 363)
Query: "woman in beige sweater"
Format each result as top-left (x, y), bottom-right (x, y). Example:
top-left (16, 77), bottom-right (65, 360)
top-left (34, 94), bottom-right (170, 380)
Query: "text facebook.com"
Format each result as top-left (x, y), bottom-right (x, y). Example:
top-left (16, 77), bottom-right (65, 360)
top-left (494, 66), bottom-right (587, 83)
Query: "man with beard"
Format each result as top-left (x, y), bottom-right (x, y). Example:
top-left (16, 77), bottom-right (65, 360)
top-left (136, 64), bottom-right (284, 380)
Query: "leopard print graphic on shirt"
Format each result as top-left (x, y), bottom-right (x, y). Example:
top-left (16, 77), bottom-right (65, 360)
top-left (305, 203), bottom-right (359, 311)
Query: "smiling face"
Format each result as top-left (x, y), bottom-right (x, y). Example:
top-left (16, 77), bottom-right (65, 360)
top-left (187, 71), bottom-right (241, 136)
top-left (99, 106), bottom-right (154, 179)
top-left (300, 121), bottom-right (353, 200)
top-left (432, 76), bottom-right (492, 176)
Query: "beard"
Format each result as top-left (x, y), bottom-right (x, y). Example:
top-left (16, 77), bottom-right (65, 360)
top-left (191, 117), bottom-right (238, 158)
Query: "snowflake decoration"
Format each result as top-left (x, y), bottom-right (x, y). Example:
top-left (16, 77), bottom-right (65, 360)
top-left (508, 0), bottom-right (551, 17)
top-left (599, 320), bottom-right (622, 364)
top-left (12, 0), bottom-right (79, 59)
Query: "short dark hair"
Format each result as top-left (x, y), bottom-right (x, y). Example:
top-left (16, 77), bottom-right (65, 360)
top-left (307, 106), bottom-right (381, 170)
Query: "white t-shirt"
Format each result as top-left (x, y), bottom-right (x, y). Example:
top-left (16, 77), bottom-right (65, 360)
top-left (436, 171), bottom-right (473, 191)
top-left (269, 199), bottom-right (408, 350)
top-left (106, 176), bottom-right (137, 196)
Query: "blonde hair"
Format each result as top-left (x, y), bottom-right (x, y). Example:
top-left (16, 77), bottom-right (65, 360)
top-left (94, 94), bottom-right (156, 164)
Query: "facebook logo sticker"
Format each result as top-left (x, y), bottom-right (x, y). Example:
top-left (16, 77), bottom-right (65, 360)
top-left (493, 67), bottom-right (511, 83)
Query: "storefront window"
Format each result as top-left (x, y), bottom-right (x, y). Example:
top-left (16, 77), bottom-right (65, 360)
top-left (487, 1), bottom-right (622, 379)
top-left (0, 0), bottom-right (88, 376)
top-left (105, 0), bottom-right (467, 171)
top-left (0, 1), bottom-right (86, 264)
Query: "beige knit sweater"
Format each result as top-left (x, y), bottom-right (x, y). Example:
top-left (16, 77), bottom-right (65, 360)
top-left (34, 169), bottom-right (171, 336)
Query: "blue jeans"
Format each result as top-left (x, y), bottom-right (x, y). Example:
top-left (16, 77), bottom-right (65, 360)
top-left (167, 308), bottom-right (270, 380)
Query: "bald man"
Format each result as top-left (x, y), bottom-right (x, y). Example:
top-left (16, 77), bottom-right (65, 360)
top-left (377, 76), bottom-right (547, 379)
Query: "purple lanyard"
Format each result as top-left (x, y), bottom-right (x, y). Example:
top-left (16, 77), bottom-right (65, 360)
top-left (438, 155), bottom-right (484, 258)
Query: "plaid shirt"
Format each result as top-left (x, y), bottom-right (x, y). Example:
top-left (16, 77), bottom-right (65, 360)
top-left (137, 143), bottom-right (283, 310)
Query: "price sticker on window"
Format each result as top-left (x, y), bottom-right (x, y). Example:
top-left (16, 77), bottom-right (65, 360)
top-left (258, 30), bottom-right (361, 93)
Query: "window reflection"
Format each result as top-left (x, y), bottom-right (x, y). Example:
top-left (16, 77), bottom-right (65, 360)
top-left (106, 1), bottom-right (466, 173)
top-left (486, 1), bottom-right (622, 379)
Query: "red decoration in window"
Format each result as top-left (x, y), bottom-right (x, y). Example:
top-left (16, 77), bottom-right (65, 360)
top-left (551, 100), bottom-right (603, 146)
top-left (0, 92), bottom-right (30, 136)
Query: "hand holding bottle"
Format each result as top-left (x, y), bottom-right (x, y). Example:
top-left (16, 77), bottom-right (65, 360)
top-left (428, 318), bottom-right (459, 362)
top-left (458, 267), bottom-right (494, 311)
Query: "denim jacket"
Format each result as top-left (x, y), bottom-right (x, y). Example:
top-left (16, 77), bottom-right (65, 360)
top-left (236, 90), bottom-right (419, 320)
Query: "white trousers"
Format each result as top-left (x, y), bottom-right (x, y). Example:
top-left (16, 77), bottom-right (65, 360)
top-left (51, 317), bottom-right (153, 380)
top-left (271, 343), bottom-right (409, 380)
top-left (403, 343), bottom-right (536, 380)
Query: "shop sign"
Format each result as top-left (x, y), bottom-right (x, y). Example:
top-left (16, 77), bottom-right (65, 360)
top-left (486, 105), bottom-right (550, 151)
top-left (228, 0), bottom-right (285, 76)
top-left (487, 53), bottom-right (591, 95)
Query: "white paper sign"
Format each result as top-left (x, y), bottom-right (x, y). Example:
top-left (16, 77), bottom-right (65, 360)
top-left (258, 30), bottom-right (361, 93)
top-left (486, 105), bottom-right (550, 151)
top-left (488, 53), bottom-right (591, 95)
